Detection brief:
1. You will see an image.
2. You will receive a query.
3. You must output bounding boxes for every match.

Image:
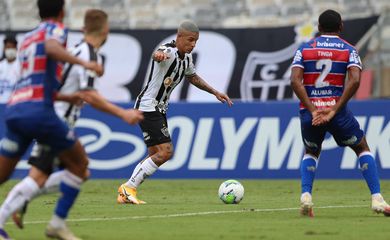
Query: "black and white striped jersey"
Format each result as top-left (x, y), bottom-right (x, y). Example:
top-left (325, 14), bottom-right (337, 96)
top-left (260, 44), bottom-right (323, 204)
top-left (54, 41), bottom-right (104, 127)
top-left (135, 41), bottom-right (196, 113)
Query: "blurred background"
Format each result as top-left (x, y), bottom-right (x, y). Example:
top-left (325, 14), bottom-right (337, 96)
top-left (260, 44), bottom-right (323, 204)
top-left (0, 0), bottom-right (389, 179)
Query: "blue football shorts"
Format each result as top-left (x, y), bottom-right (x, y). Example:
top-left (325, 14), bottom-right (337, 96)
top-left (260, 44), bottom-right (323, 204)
top-left (299, 107), bottom-right (364, 152)
top-left (0, 111), bottom-right (76, 158)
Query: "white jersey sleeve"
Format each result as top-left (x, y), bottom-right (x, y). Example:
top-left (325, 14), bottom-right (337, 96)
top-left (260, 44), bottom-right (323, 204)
top-left (185, 53), bottom-right (196, 77)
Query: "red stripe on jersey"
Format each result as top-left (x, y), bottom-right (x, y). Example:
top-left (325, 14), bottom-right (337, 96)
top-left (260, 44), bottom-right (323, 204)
top-left (302, 49), bottom-right (349, 62)
top-left (21, 57), bottom-right (47, 73)
top-left (34, 57), bottom-right (46, 72)
top-left (300, 96), bottom-right (341, 109)
top-left (20, 31), bottom-right (45, 51)
top-left (303, 73), bottom-right (345, 86)
top-left (8, 86), bottom-right (45, 105)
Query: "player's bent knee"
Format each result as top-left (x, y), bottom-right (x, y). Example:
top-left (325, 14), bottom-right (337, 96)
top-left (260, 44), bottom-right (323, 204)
top-left (163, 145), bottom-right (174, 160)
top-left (29, 167), bottom-right (49, 187)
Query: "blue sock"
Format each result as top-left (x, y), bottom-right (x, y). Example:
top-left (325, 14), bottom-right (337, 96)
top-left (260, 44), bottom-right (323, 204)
top-left (55, 182), bottom-right (80, 218)
top-left (301, 155), bottom-right (317, 194)
top-left (359, 152), bottom-right (380, 194)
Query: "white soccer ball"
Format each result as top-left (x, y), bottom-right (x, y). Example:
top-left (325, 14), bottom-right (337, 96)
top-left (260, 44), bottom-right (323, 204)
top-left (218, 179), bottom-right (244, 204)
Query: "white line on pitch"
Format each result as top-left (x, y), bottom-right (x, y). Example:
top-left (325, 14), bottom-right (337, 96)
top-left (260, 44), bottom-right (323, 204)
top-left (8, 204), bottom-right (368, 226)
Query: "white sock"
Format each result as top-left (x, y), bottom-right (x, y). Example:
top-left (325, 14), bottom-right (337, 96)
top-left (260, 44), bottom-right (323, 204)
top-left (40, 170), bottom-right (65, 195)
top-left (125, 157), bottom-right (158, 188)
top-left (0, 177), bottom-right (39, 228)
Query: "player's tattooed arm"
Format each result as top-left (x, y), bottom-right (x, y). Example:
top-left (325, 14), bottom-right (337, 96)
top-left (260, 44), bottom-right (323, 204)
top-left (187, 74), bottom-right (233, 106)
top-left (55, 92), bottom-right (83, 106)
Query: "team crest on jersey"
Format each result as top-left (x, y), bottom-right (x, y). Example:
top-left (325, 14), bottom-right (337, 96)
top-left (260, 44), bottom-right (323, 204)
top-left (164, 77), bottom-right (174, 87)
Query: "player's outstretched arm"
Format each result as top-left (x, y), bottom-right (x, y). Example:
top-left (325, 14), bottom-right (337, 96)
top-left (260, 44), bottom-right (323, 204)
top-left (186, 74), bottom-right (233, 107)
top-left (45, 39), bottom-right (104, 76)
top-left (79, 89), bottom-right (143, 125)
top-left (55, 92), bottom-right (83, 106)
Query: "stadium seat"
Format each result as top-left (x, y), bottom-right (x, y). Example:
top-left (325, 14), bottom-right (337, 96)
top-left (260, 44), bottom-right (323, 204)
top-left (128, 7), bottom-right (159, 29)
top-left (194, 8), bottom-right (221, 28)
top-left (68, 7), bottom-right (89, 29)
top-left (222, 15), bottom-right (254, 28)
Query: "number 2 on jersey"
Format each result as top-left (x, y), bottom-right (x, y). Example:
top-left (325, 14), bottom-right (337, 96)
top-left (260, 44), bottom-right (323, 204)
top-left (315, 59), bottom-right (332, 88)
top-left (21, 43), bottom-right (37, 79)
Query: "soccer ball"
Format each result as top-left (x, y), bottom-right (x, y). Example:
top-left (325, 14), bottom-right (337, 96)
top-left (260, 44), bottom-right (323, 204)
top-left (218, 179), bottom-right (244, 204)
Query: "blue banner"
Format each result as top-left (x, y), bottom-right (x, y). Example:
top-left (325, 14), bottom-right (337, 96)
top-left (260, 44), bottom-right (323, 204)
top-left (2, 100), bottom-right (390, 179)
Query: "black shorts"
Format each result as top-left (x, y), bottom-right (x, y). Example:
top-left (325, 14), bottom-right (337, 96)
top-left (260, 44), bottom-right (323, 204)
top-left (139, 111), bottom-right (171, 147)
top-left (28, 143), bottom-right (61, 175)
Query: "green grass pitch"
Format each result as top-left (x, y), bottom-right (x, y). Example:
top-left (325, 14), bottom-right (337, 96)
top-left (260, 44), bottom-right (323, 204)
top-left (1, 179), bottom-right (390, 240)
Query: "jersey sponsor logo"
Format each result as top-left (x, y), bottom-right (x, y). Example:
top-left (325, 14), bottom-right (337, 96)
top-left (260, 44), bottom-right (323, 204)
top-left (8, 86), bottom-right (44, 105)
top-left (316, 41), bottom-right (345, 48)
top-left (311, 98), bottom-right (336, 107)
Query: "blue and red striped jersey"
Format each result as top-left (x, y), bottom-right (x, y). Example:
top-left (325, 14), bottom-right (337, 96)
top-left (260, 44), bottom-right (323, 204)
top-left (291, 35), bottom-right (362, 109)
top-left (6, 21), bottom-right (67, 118)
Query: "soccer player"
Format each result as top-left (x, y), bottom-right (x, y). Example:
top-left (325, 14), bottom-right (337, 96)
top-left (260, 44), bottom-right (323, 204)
top-left (117, 20), bottom-right (233, 204)
top-left (0, 34), bottom-right (19, 103)
top-left (290, 9), bottom-right (390, 217)
top-left (0, 8), bottom-right (143, 239)
top-left (0, 0), bottom-right (104, 239)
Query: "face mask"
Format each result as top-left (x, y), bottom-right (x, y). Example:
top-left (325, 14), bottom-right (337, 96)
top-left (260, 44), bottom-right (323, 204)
top-left (5, 48), bottom-right (17, 61)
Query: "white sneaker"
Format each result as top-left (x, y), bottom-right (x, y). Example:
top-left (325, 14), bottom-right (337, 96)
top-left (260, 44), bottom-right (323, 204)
top-left (372, 194), bottom-right (390, 216)
top-left (300, 192), bottom-right (314, 217)
top-left (45, 224), bottom-right (82, 240)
